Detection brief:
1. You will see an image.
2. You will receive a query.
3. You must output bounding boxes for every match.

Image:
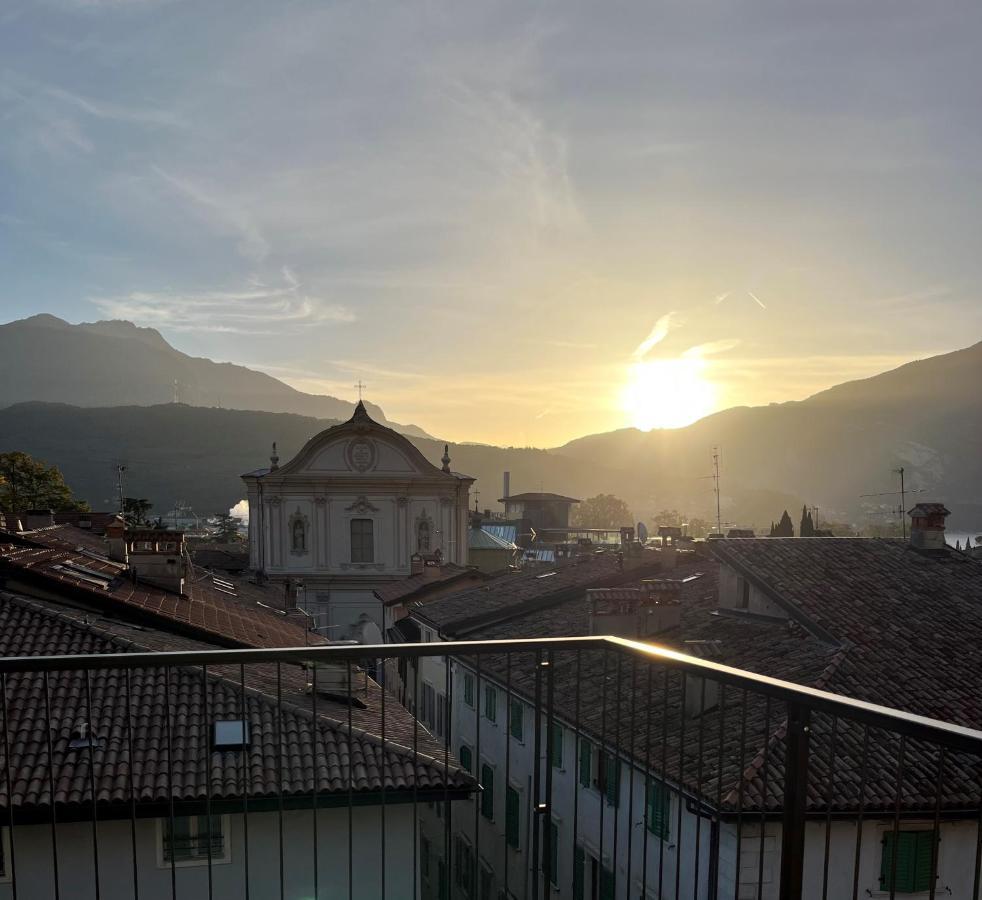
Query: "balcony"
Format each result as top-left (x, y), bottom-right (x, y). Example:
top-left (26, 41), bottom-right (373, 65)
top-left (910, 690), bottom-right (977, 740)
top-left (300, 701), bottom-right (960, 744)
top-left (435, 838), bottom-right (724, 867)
top-left (0, 636), bottom-right (979, 900)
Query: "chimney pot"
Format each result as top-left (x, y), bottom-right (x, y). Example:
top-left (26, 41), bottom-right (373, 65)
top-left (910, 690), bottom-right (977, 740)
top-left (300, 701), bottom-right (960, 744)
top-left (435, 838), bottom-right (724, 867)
top-left (908, 502), bottom-right (951, 552)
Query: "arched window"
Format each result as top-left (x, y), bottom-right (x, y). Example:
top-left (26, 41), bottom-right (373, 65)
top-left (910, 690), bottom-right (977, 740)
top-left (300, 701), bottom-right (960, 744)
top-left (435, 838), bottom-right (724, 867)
top-left (417, 518), bottom-right (431, 553)
top-left (351, 518), bottom-right (374, 563)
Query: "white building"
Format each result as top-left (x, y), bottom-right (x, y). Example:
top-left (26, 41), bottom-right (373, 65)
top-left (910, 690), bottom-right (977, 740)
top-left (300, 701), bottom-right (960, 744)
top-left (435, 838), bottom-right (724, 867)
top-left (242, 401), bottom-right (474, 641)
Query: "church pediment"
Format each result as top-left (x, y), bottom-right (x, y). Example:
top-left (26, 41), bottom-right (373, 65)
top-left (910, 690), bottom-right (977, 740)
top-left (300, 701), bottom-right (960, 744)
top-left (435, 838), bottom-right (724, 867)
top-left (266, 403), bottom-right (452, 479)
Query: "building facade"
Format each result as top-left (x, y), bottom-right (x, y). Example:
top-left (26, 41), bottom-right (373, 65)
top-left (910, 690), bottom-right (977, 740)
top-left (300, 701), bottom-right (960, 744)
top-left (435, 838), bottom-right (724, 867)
top-left (242, 402), bottom-right (474, 640)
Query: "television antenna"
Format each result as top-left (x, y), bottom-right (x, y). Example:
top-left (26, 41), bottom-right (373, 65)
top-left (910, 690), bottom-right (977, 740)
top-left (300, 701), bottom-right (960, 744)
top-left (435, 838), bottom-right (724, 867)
top-left (859, 467), bottom-right (923, 540)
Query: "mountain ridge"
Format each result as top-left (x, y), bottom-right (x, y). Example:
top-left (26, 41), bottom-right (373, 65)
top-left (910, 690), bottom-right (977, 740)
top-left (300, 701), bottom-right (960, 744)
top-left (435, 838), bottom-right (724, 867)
top-left (0, 314), bottom-right (433, 439)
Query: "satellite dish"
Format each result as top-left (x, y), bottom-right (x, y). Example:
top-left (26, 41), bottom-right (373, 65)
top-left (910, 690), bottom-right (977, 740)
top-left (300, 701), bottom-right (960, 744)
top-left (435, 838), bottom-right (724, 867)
top-left (637, 521), bottom-right (649, 543)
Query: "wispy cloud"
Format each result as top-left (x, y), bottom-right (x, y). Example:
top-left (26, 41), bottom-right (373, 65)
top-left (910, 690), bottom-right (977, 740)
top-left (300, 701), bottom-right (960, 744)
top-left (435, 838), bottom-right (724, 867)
top-left (683, 338), bottom-right (741, 358)
top-left (91, 272), bottom-right (354, 334)
top-left (45, 85), bottom-right (185, 128)
top-left (873, 285), bottom-right (951, 307)
top-left (633, 311), bottom-right (681, 360)
top-left (152, 166), bottom-right (269, 263)
top-left (746, 290), bottom-right (767, 310)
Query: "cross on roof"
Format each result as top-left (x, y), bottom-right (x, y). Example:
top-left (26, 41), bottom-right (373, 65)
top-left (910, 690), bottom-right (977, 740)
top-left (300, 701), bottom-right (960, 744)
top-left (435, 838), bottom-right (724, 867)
top-left (354, 380), bottom-right (367, 400)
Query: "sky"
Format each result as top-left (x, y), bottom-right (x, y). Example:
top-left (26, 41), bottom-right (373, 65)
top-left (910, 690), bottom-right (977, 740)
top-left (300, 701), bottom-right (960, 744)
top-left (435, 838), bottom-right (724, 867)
top-left (1, 1), bottom-right (981, 446)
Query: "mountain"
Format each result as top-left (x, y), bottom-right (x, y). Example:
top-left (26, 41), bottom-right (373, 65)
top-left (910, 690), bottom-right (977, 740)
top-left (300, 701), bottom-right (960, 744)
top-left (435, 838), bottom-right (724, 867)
top-left (553, 340), bottom-right (982, 529)
top-left (0, 315), bottom-right (432, 439)
top-left (0, 340), bottom-right (978, 531)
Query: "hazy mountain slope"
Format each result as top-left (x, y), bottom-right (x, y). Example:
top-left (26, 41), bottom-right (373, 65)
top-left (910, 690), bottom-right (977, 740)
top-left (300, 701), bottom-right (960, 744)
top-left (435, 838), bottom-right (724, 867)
top-left (0, 403), bottom-right (629, 518)
top-left (553, 341), bottom-right (982, 527)
top-left (0, 315), bottom-right (432, 438)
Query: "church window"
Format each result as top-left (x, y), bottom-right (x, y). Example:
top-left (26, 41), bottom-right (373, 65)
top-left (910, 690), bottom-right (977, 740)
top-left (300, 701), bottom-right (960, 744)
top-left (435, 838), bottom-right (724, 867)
top-left (350, 518), bottom-right (374, 563)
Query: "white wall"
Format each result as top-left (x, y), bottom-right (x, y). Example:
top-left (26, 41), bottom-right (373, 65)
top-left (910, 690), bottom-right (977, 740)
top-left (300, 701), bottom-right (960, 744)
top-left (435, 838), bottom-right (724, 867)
top-left (0, 805), bottom-right (419, 900)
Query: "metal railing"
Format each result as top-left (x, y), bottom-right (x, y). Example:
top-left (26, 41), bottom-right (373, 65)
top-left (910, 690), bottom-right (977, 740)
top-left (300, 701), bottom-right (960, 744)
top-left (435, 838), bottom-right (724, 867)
top-left (0, 636), bottom-right (979, 900)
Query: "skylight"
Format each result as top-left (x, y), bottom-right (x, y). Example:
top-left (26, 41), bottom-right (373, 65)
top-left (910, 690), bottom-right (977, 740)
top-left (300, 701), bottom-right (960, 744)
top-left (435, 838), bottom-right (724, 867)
top-left (213, 720), bottom-right (249, 750)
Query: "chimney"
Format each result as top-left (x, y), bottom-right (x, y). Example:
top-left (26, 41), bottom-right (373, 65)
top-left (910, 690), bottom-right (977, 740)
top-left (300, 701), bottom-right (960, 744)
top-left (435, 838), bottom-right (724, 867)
top-left (106, 522), bottom-right (128, 563)
top-left (23, 509), bottom-right (55, 530)
top-left (909, 503), bottom-right (951, 552)
top-left (126, 529), bottom-right (187, 595)
top-left (588, 579), bottom-right (682, 639)
top-left (502, 471), bottom-right (510, 501)
top-left (410, 553), bottom-right (425, 576)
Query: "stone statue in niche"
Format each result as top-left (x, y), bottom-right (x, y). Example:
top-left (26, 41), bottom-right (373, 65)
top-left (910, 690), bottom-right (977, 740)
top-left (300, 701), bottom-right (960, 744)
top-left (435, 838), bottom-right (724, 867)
top-left (288, 508), bottom-right (309, 555)
top-left (416, 511), bottom-right (433, 553)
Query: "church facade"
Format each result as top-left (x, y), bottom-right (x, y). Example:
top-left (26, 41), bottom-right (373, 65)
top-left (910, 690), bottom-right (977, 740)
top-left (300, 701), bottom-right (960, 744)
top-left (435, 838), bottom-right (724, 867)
top-left (241, 402), bottom-right (474, 641)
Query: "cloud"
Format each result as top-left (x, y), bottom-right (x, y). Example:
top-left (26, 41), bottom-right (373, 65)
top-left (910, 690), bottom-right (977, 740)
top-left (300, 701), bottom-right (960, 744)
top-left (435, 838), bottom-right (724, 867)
top-left (873, 285), bottom-right (951, 307)
top-left (633, 311), bottom-right (681, 360)
top-left (45, 85), bottom-right (185, 128)
top-left (91, 272), bottom-right (355, 334)
top-left (683, 339), bottom-right (741, 358)
top-left (152, 166), bottom-right (269, 263)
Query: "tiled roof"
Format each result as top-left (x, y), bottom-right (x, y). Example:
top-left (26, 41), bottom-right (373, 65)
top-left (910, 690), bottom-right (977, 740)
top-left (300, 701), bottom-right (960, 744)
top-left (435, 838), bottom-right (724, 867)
top-left (414, 550), bottom-right (664, 635)
top-left (3, 522), bottom-right (110, 555)
top-left (0, 590), bottom-right (472, 813)
top-left (0, 544), bottom-right (316, 649)
top-left (454, 556), bottom-right (982, 815)
top-left (373, 563), bottom-right (483, 606)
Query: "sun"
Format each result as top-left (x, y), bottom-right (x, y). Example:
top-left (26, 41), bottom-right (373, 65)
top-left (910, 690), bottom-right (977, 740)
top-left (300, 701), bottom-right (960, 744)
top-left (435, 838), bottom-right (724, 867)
top-left (620, 357), bottom-right (716, 430)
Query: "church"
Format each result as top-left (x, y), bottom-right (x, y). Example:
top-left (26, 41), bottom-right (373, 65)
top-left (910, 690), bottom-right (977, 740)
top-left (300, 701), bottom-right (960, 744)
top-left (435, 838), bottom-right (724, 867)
top-left (242, 401), bottom-right (474, 641)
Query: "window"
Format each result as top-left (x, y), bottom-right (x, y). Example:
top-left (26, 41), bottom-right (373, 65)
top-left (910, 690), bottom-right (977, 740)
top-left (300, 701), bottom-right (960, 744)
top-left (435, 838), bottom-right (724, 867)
top-left (578, 738), bottom-right (592, 788)
top-left (350, 518), bottom-right (374, 563)
top-left (738, 576), bottom-right (750, 609)
top-left (438, 859), bottom-right (448, 900)
top-left (463, 672), bottom-right (475, 708)
top-left (421, 836), bottom-right (431, 882)
top-left (0, 827), bottom-right (10, 882)
top-left (646, 779), bottom-right (670, 840)
top-left (509, 698), bottom-right (524, 741)
top-left (484, 685), bottom-right (497, 723)
top-left (460, 744), bottom-right (473, 773)
top-left (550, 721), bottom-right (563, 768)
top-left (540, 819), bottom-right (559, 887)
top-left (879, 830), bottom-right (936, 893)
top-left (158, 815), bottom-right (229, 867)
top-left (455, 837), bottom-right (475, 896)
top-left (422, 683), bottom-right (436, 728)
top-left (479, 862), bottom-right (494, 900)
top-left (480, 763), bottom-right (495, 820)
top-left (505, 786), bottom-right (521, 849)
top-left (436, 692), bottom-right (447, 738)
top-left (598, 752), bottom-right (620, 807)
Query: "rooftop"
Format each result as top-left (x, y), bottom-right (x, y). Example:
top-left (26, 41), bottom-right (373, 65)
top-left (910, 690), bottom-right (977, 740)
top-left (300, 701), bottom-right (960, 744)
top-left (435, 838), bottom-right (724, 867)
top-left (499, 492), bottom-right (580, 504)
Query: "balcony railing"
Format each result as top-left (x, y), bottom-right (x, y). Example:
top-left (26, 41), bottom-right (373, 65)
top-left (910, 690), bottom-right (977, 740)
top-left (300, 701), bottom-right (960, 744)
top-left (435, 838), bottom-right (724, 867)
top-left (0, 636), bottom-right (980, 900)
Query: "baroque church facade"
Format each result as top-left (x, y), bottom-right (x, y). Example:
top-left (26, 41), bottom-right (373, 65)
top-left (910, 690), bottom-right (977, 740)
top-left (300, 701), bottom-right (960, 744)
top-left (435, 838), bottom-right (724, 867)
top-left (242, 401), bottom-right (474, 641)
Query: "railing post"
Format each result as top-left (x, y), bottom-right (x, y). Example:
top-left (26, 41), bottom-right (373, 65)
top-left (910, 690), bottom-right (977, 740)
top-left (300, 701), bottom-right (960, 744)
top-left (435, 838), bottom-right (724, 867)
top-left (779, 701), bottom-right (810, 900)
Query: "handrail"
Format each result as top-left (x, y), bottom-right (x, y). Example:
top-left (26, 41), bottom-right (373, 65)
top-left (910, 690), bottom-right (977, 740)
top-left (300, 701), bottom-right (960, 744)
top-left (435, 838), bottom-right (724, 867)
top-left (1, 635), bottom-right (981, 753)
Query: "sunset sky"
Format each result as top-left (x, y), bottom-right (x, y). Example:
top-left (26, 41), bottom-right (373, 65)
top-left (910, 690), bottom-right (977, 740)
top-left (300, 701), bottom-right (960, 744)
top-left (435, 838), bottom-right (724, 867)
top-left (2, 1), bottom-right (980, 445)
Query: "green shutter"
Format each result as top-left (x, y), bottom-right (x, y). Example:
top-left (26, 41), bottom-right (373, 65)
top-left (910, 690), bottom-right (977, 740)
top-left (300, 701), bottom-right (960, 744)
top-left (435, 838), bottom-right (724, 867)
top-left (509, 699), bottom-right (524, 741)
top-left (578, 739), bottom-right (592, 788)
top-left (481, 764), bottom-right (494, 820)
top-left (460, 744), bottom-right (472, 773)
top-left (438, 860), bottom-right (448, 900)
top-left (646, 779), bottom-right (670, 840)
top-left (913, 831), bottom-right (936, 892)
top-left (550, 722), bottom-right (563, 768)
top-left (604, 754), bottom-right (620, 807)
top-left (880, 831), bottom-right (916, 892)
top-left (550, 821), bottom-right (559, 885)
top-left (600, 865), bottom-right (615, 900)
top-left (484, 686), bottom-right (497, 722)
top-left (505, 787), bottom-right (520, 849)
top-left (464, 673), bottom-right (474, 707)
top-left (573, 846), bottom-right (585, 900)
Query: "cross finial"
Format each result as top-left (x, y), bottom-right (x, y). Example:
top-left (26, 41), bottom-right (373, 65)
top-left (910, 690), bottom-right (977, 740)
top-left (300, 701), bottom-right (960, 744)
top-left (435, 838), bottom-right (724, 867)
top-left (354, 380), bottom-right (367, 400)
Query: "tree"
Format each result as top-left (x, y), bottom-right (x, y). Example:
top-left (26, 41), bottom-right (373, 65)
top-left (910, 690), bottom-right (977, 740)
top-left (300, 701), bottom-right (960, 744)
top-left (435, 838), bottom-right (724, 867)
top-left (0, 451), bottom-right (89, 512)
top-left (213, 512), bottom-right (242, 542)
top-left (770, 509), bottom-right (794, 537)
top-left (570, 494), bottom-right (633, 529)
top-left (799, 505), bottom-right (815, 537)
top-left (123, 497), bottom-right (153, 527)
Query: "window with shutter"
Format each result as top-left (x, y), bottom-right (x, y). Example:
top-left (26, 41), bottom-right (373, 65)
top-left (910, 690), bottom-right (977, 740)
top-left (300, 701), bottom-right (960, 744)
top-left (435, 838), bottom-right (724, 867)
top-left (550, 722), bottom-right (563, 768)
top-left (646, 779), bottom-right (670, 840)
top-left (463, 673), bottom-right (475, 708)
top-left (481, 764), bottom-right (495, 820)
top-left (880, 830), bottom-right (936, 893)
top-left (537, 820), bottom-right (558, 886)
top-left (578, 738), bottom-right (592, 788)
top-left (601, 753), bottom-right (620, 806)
top-left (600, 864), bottom-right (615, 900)
top-left (509, 699), bottom-right (524, 741)
top-left (573, 845), bottom-right (585, 900)
top-left (484, 686), bottom-right (497, 723)
top-left (505, 787), bottom-right (521, 849)
top-left (459, 744), bottom-right (473, 773)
